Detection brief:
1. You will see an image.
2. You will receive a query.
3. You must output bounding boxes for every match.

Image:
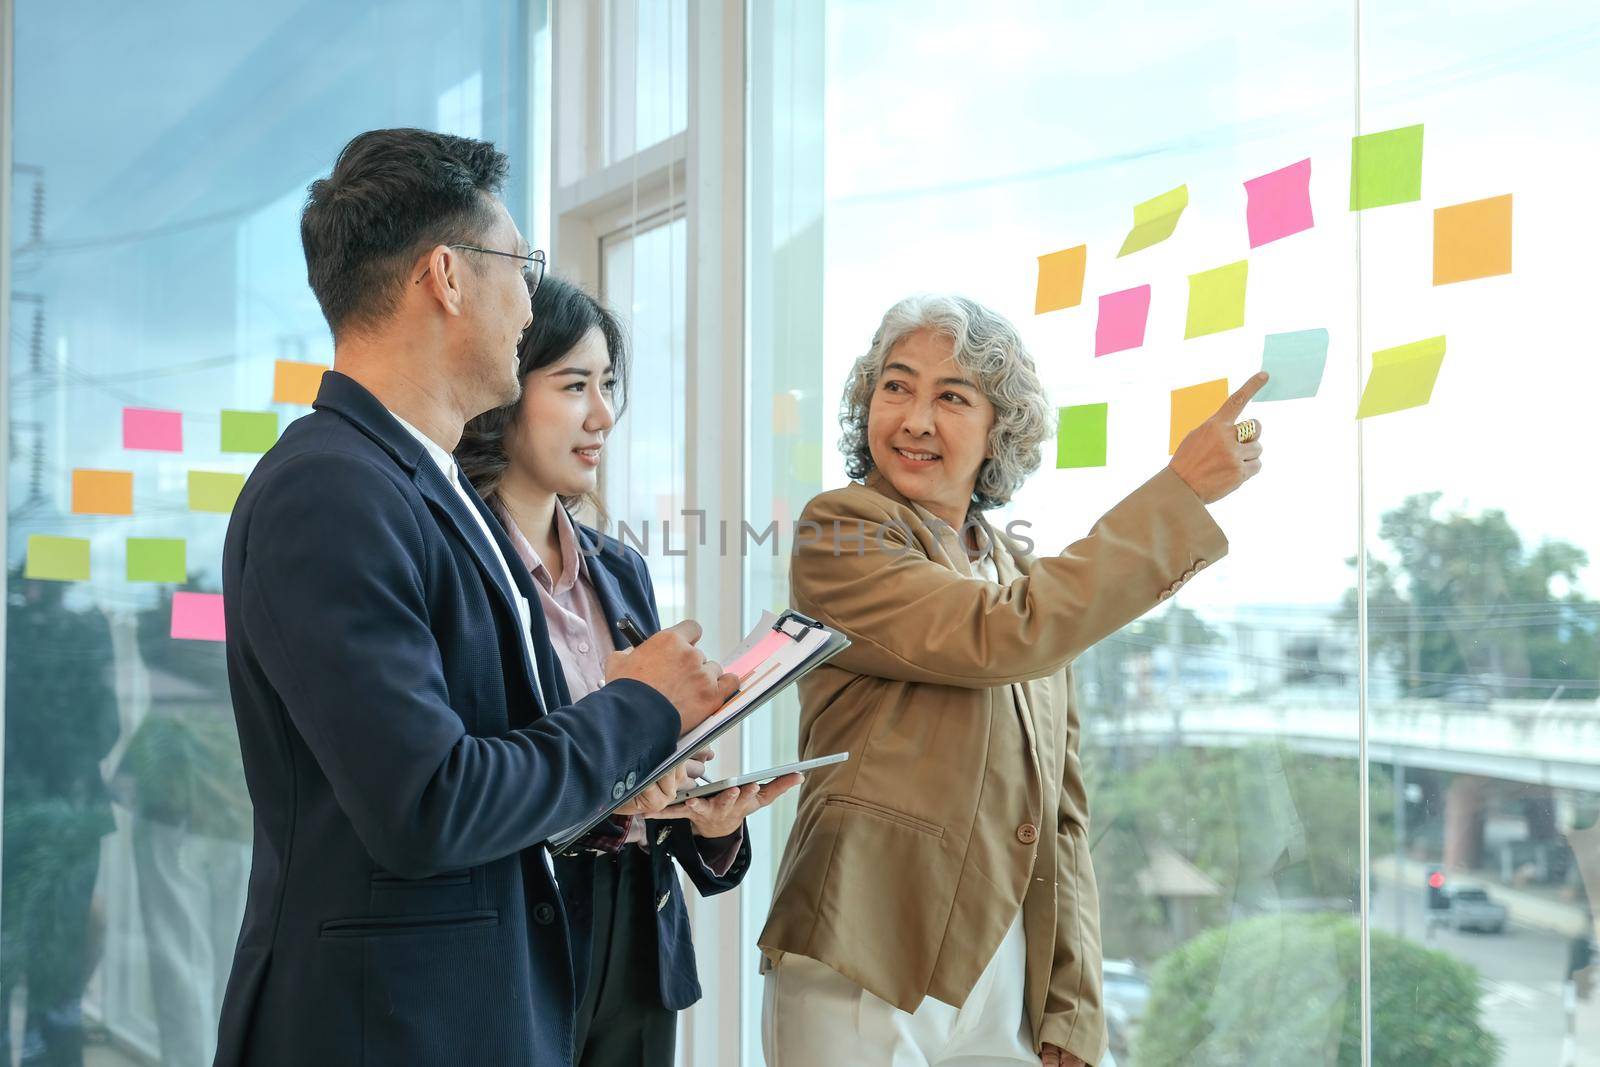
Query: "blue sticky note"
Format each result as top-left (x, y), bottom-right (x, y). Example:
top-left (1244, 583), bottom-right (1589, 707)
top-left (1256, 329), bottom-right (1330, 402)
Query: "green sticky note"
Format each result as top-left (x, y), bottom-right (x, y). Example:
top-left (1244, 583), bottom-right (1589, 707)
top-left (127, 538), bottom-right (187, 582)
top-left (1350, 124), bottom-right (1424, 210)
top-left (789, 440), bottom-right (822, 483)
top-left (1257, 329), bottom-right (1330, 401)
top-left (1184, 260), bottom-right (1249, 339)
top-left (189, 471), bottom-right (247, 513)
top-left (26, 535), bottom-right (90, 582)
top-left (1117, 184), bottom-right (1188, 257)
top-left (1356, 336), bottom-right (1446, 419)
top-left (1057, 404), bottom-right (1108, 469)
top-left (221, 410), bottom-right (279, 453)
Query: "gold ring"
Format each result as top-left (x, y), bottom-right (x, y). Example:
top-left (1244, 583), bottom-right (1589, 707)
top-left (1235, 419), bottom-right (1260, 444)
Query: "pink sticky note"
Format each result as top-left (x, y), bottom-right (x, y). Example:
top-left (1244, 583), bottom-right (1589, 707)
top-left (171, 591), bottom-right (225, 642)
top-left (1244, 158), bottom-right (1314, 248)
top-left (1095, 285), bottom-right (1152, 356)
top-left (124, 408), bottom-right (184, 452)
top-left (726, 629), bottom-right (790, 679)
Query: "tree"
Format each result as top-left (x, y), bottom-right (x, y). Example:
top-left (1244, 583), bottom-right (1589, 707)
top-left (1344, 493), bottom-right (1599, 700)
top-left (1138, 913), bottom-right (1499, 1067)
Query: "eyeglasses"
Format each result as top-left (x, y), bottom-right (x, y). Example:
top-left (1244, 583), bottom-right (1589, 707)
top-left (415, 245), bottom-right (546, 294)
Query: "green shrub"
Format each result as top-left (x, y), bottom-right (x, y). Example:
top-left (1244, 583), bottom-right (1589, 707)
top-left (1136, 912), bottom-right (1500, 1067)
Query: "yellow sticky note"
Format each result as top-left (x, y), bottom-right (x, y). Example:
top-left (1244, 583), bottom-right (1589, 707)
top-left (1035, 245), bottom-right (1087, 314)
top-left (1170, 378), bottom-right (1229, 455)
top-left (71, 469), bottom-right (134, 515)
top-left (1118, 185), bottom-right (1188, 257)
top-left (772, 393), bottom-right (800, 435)
top-left (274, 361), bottom-right (330, 405)
top-left (1357, 337), bottom-right (1446, 419)
top-left (26, 535), bottom-right (90, 582)
top-left (1185, 261), bottom-right (1249, 339)
top-left (1433, 194), bottom-right (1511, 286)
top-left (189, 471), bottom-right (247, 513)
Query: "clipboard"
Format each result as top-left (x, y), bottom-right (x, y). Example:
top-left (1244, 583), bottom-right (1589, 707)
top-left (549, 610), bottom-right (849, 854)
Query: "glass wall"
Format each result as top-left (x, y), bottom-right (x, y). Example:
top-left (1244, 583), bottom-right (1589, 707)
top-left (745, 2), bottom-right (1600, 1064)
top-left (3, 2), bottom-right (543, 1063)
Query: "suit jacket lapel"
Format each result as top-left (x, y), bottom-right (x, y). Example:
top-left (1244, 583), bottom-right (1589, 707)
top-left (576, 533), bottom-right (640, 650)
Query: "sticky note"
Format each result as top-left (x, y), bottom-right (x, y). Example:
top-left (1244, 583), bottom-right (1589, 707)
top-left (789, 440), bottom-right (822, 483)
top-left (1245, 158), bottom-right (1314, 247)
top-left (1035, 245), bottom-right (1088, 313)
top-left (189, 471), bottom-right (246, 513)
top-left (1350, 124), bottom-right (1424, 210)
top-left (171, 591), bottom-right (226, 642)
top-left (1357, 336), bottom-right (1446, 419)
top-left (71, 469), bottom-right (134, 515)
top-left (1170, 379), bottom-right (1229, 455)
top-left (1094, 286), bottom-right (1152, 356)
top-left (1185, 261), bottom-right (1248, 339)
top-left (1433, 194), bottom-right (1512, 286)
top-left (25, 535), bottom-right (90, 582)
top-left (772, 393), bottom-right (799, 435)
top-left (1118, 185), bottom-right (1188, 257)
top-left (273, 361), bottom-right (330, 405)
top-left (123, 408), bottom-right (183, 452)
top-left (221, 410), bottom-right (279, 453)
top-left (1256, 329), bottom-right (1331, 402)
top-left (128, 538), bottom-right (187, 583)
top-left (1057, 404), bottom-right (1108, 469)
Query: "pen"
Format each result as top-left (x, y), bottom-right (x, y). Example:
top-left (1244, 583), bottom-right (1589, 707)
top-left (617, 613), bottom-right (648, 649)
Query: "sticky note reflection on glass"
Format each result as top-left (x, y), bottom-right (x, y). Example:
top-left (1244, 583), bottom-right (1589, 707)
top-left (1095, 285), bottom-right (1152, 356)
top-left (1245, 158), bottom-right (1314, 248)
top-left (124, 407), bottom-right (183, 452)
top-left (1184, 261), bottom-right (1248, 339)
top-left (171, 591), bottom-right (226, 642)
top-left (72, 469), bottom-right (134, 515)
top-left (1035, 244), bottom-right (1087, 314)
top-left (1356, 336), bottom-right (1446, 419)
top-left (221, 410), bottom-right (279, 453)
top-left (189, 471), bottom-right (247, 513)
top-left (1170, 378), bottom-right (1229, 455)
top-left (1350, 124), bottom-right (1424, 211)
top-left (273, 361), bottom-right (330, 405)
top-left (1433, 194), bottom-right (1512, 286)
top-left (128, 538), bottom-right (187, 583)
top-left (1256, 329), bottom-right (1330, 402)
top-left (26, 535), bottom-right (90, 582)
top-left (1057, 403), bottom-right (1108, 469)
top-left (1118, 185), bottom-right (1188, 257)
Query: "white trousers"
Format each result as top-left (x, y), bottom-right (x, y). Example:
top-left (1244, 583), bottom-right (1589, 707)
top-left (762, 912), bottom-right (1038, 1066)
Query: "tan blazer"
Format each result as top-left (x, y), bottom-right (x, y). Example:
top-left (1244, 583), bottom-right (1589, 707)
top-left (758, 468), bottom-right (1227, 1062)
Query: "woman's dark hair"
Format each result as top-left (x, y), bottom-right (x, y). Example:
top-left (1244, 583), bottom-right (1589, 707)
top-left (301, 128), bottom-right (508, 338)
top-left (458, 272), bottom-right (629, 509)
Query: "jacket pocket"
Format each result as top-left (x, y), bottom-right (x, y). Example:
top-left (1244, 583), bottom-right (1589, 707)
top-left (823, 794), bottom-right (944, 839)
top-left (369, 869), bottom-right (472, 889)
top-left (318, 909), bottom-right (498, 939)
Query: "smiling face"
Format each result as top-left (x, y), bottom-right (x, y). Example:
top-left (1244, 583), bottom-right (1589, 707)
top-left (506, 326), bottom-right (617, 498)
top-left (865, 328), bottom-right (996, 529)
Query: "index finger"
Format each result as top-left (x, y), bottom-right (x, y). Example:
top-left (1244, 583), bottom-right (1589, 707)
top-left (664, 618), bottom-right (703, 646)
top-left (1216, 372), bottom-right (1270, 422)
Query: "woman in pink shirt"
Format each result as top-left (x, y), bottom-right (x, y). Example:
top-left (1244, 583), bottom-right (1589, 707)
top-left (458, 273), bottom-right (798, 1066)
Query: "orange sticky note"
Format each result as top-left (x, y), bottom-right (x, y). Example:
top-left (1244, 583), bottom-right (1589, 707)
top-left (1035, 245), bottom-right (1087, 314)
top-left (71, 469), bottom-right (134, 515)
top-left (1170, 379), bottom-right (1229, 455)
top-left (273, 361), bottom-right (330, 405)
top-left (1433, 194), bottom-right (1511, 286)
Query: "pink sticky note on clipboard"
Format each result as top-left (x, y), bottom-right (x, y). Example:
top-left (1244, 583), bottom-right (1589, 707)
top-left (171, 591), bottom-right (226, 641)
top-left (725, 629), bottom-right (790, 679)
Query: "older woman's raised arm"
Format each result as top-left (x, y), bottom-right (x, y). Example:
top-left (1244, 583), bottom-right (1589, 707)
top-left (791, 466), bottom-right (1227, 689)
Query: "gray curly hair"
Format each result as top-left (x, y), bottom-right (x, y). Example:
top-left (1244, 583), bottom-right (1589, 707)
top-left (839, 294), bottom-right (1052, 511)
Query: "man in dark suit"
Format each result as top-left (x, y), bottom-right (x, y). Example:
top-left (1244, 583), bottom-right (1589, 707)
top-left (213, 128), bottom-right (736, 1067)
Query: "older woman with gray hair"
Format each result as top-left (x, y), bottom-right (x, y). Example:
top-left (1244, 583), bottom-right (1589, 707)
top-left (758, 294), bottom-right (1269, 1067)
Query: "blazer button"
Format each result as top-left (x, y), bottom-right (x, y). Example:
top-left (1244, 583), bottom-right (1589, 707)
top-left (533, 902), bottom-right (556, 926)
top-left (612, 781), bottom-right (626, 801)
top-left (1016, 823), bottom-right (1039, 845)
top-left (626, 771), bottom-right (639, 789)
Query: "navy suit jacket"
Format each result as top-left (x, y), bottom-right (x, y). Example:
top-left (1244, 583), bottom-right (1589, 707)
top-left (213, 372), bottom-right (680, 1067)
top-left (548, 522), bottom-right (752, 1012)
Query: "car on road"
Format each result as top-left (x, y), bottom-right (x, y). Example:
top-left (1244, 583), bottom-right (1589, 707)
top-left (1103, 959), bottom-right (1151, 1062)
top-left (1431, 885), bottom-right (1509, 934)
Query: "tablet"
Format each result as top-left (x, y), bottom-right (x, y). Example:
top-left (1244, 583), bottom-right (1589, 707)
top-left (672, 752), bottom-right (849, 803)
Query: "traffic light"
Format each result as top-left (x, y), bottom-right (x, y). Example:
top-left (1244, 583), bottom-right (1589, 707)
top-left (1425, 866), bottom-right (1448, 912)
